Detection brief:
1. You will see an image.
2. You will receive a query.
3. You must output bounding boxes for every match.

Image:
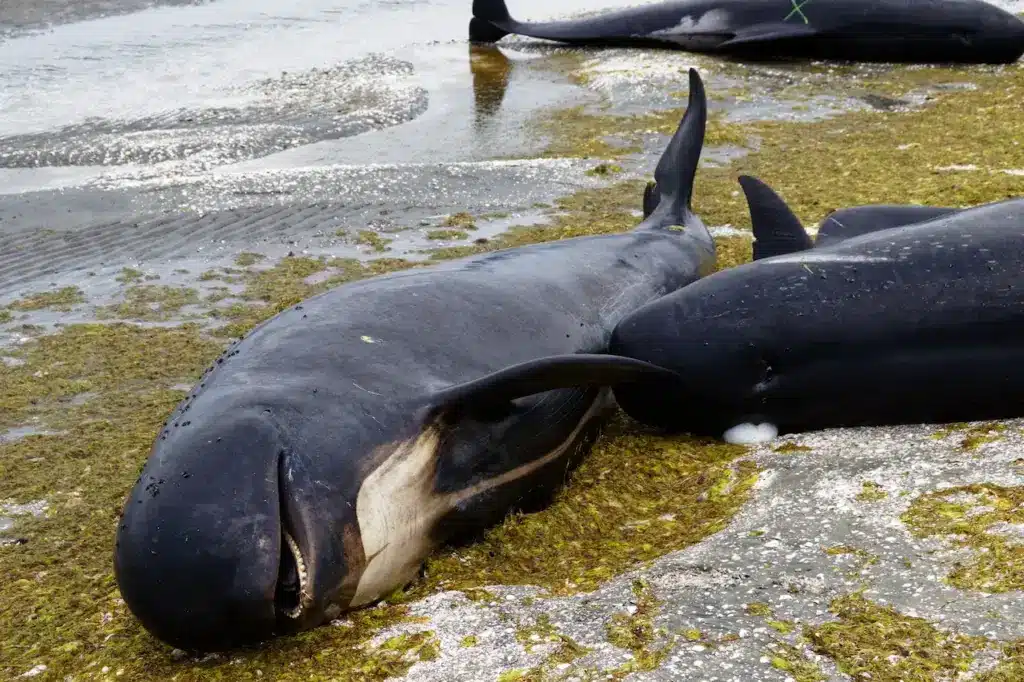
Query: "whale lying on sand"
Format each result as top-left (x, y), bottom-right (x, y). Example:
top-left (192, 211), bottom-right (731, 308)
top-left (643, 176), bottom-right (962, 259)
top-left (469, 0), bottom-right (1024, 64)
top-left (113, 69), bottom-right (793, 652)
top-left (609, 175), bottom-right (1024, 443)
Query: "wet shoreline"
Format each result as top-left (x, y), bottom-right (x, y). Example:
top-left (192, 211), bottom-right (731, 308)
top-left (1, 1), bottom-right (1023, 679)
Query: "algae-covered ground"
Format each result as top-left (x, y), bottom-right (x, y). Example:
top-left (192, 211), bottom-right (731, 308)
top-left (1, 44), bottom-right (1023, 682)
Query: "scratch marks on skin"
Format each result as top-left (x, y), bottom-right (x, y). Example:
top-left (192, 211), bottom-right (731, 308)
top-left (350, 391), bottom-right (614, 607)
top-left (767, 252), bottom-right (894, 265)
top-left (353, 382), bottom-right (384, 396)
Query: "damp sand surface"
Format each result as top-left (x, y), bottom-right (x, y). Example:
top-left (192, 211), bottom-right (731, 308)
top-left (2, 0), bottom-right (1024, 680)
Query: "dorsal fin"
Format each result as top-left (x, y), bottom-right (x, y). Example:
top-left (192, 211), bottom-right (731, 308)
top-left (649, 68), bottom-right (707, 221)
top-left (427, 354), bottom-right (682, 421)
top-left (737, 175), bottom-right (814, 260)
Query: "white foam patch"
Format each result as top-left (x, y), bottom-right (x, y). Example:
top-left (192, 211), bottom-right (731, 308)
top-left (723, 422), bottom-right (779, 445)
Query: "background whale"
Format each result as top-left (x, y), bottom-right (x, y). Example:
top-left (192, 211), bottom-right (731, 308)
top-left (470, 0), bottom-right (1024, 64)
top-left (113, 69), bottom-right (780, 653)
top-left (643, 176), bottom-right (962, 259)
top-left (608, 174), bottom-right (1024, 442)
top-left (734, 176), bottom-right (965, 257)
top-left (815, 204), bottom-right (961, 247)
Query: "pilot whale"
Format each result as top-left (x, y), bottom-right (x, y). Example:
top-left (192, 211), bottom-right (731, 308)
top-left (609, 174), bottom-right (1024, 443)
top-left (643, 176), bottom-right (961, 259)
top-left (469, 0), bottom-right (1024, 64)
top-left (113, 69), bottom-right (770, 653)
top-left (726, 176), bottom-right (964, 257)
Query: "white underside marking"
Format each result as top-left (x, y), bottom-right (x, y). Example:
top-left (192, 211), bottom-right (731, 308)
top-left (650, 9), bottom-right (731, 37)
top-left (351, 389), bottom-right (615, 607)
top-left (723, 422), bottom-right (778, 445)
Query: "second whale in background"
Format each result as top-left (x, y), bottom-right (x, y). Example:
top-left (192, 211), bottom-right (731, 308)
top-left (470, 0), bottom-right (1024, 64)
top-left (642, 178), bottom-right (963, 258)
top-left (609, 175), bottom-right (1024, 443)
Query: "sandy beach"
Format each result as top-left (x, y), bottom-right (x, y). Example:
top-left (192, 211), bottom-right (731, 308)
top-left (1, 1), bottom-right (1023, 680)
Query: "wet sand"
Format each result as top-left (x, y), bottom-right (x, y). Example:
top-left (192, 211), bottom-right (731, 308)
top-left (1, 1), bottom-right (1023, 680)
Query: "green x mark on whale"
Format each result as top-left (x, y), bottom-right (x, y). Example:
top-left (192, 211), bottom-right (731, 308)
top-left (785, 0), bottom-right (812, 24)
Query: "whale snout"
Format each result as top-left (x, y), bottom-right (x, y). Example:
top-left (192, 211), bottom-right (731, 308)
top-left (608, 301), bottom-right (769, 438)
top-left (114, 411), bottom-right (290, 651)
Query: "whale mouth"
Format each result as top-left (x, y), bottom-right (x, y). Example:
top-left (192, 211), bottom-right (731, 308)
top-left (276, 530), bottom-right (310, 620)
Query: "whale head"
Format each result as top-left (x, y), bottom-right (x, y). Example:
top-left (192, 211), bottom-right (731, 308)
top-left (115, 404), bottom-right (288, 650)
top-left (113, 389), bottom-right (374, 652)
top-left (607, 284), bottom-right (776, 442)
top-left (112, 351), bottom-right (672, 652)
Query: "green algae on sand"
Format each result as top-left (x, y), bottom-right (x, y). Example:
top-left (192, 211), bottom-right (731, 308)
top-left (234, 252), bottom-right (267, 267)
top-left (440, 211), bottom-right (478, 229)
top-left (426, 228), bottom-right (470, 241)
top-left (98, 285), bottom-right (202, 322)
top-left (397, 415), bottom-right (756, 600)
top-left (855, 481), bottom-right (889, 502)
top-left (901, 483), bottom-right (1023, 593)
top-left (604, 579), bottom-right (673, 672)
top-left (6, 49), bottom-right (1024, 682)
top-left (975, 640), bottom-right (1024, 681)
top-left (0, 323), bottom-right (453, 680)
top-left (806, 594), bottom-right (987, 681)
top-left (932, 421), bottom-right (1008, 451)
top-left (353, 229), bottom-right (395, 253)
top-left (773, 442), bottom-right (813, 454)
top-left (766, 642), bottom-right (827, 682)
top-left (691, 64), bottom-right (1024, 229)
top-left (7, 286), bottom-right (86, 312)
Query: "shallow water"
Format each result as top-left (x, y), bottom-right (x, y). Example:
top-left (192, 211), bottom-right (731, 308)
top-left (1, 0), bottom-right (1021, 161)
top-left (0, 0), bottom-right (1021, 299)
top-left (0, 0), bottom-right (635, 140)
top-left (0, 0), bottom-right (652, 294)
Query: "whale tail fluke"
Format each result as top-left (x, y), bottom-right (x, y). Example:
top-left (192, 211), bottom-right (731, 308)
top-left (737, 175), bottom-right (814, 260)
top-left (470, 0), bottom-right (512, 42)
top-left (426, 354), bottom-right (683, 422)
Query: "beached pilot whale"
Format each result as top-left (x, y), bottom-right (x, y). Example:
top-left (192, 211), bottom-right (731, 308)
top-left (113, 69), bottom-right (766, 653)
top-left (469, 0), bottom-right (1024, 64)
top-left (643, 177), bottom-right (962, 259)
top-left (609, 174), bottom-right (1024, 444)
top-left (722, 178), bottom-right (965, 257)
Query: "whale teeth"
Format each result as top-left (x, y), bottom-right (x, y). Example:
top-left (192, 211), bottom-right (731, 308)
top-left (281, 531), bottom-right (311, 619)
